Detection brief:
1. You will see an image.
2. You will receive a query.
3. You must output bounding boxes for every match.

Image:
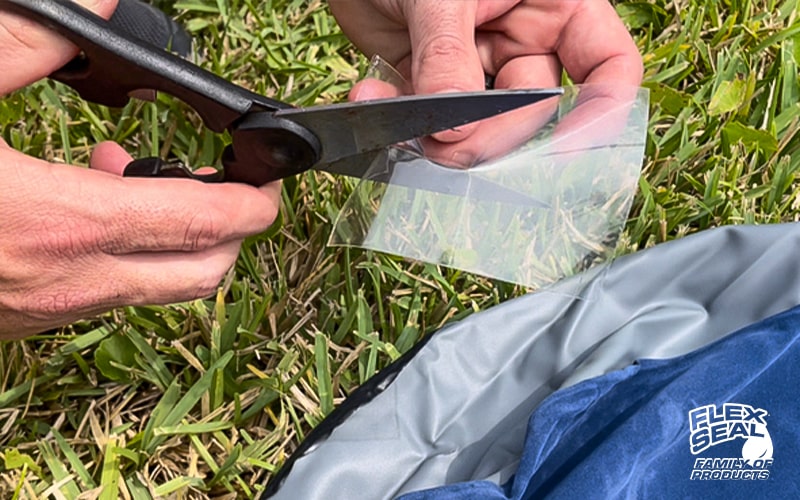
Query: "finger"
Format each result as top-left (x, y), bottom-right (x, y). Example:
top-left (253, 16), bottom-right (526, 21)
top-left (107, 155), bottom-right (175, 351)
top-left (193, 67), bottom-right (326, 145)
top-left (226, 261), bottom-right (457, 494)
top-left (12, 146), bottom-right (277, 255)
top-left (100, 177), bottom-right (280, 254)
top-left (419, 96), bottom-right (559, 168)
top-left (557, 1), bottom-right (643, 85)
top-left (258, 180), bottom-right (282, 201)
top-left (16, 239), bottom-right (244, 334)
top-left (90, 140), bottom-right (133, 175)
top-left (90, 141), bottom-right (225, 178)
top-left (111, 240), bottom-right (243, 306)
top-left (419, 54), bottom-right (562, 167)
top-left (493, 54), bottom-right (561, 90)
top-left (91, 139), bottom-right (281, 202)
top-left (549, 84), bottom-right (643, 161)
top-left (402, 0), bottom-right (484, 142)
top-left (349, 78), bottom-right (404, 102)
top-left (0, 0), bottom-right (119, 95)
top-left (328, 0), bottom-right (412, 65)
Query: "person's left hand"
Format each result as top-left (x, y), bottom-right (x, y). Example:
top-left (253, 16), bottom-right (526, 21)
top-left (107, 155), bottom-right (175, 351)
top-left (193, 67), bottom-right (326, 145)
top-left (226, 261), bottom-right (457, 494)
top-left (329, 0), bottom-right (643, 166)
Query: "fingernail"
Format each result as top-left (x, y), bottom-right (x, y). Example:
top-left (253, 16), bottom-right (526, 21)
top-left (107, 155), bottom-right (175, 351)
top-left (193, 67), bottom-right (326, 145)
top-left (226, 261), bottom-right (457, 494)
top-left (432, 122), bottom-right (478, 144)
top-left (433, 87), bottom-right (470, 95)
top-left (75, 0), bottom-right (116, 17)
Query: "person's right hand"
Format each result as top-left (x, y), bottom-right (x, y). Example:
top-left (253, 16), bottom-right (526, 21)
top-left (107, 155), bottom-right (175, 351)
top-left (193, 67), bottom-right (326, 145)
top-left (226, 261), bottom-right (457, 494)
top-left (0, 0), bottom-right (281, 339)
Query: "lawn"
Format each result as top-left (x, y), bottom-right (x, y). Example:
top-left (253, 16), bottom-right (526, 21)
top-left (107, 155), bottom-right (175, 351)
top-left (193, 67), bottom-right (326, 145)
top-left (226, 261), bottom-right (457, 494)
top-left (1, 0), bottom-right (799, 498)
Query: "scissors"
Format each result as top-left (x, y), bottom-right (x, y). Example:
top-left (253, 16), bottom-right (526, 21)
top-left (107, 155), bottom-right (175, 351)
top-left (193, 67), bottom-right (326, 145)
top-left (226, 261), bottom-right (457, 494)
top-left (0, 0), bottom-right (562, 201)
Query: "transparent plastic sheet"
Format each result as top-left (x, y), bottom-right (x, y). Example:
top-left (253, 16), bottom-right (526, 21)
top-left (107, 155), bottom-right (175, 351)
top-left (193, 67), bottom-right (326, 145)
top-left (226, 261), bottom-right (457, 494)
top-left (330, 59), bottom-right (650, 294)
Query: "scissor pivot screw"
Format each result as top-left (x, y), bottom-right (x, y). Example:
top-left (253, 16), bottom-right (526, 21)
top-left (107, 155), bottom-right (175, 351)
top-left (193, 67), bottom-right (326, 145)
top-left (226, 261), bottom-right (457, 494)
top-left (223, 112), bottom-right (322, 185)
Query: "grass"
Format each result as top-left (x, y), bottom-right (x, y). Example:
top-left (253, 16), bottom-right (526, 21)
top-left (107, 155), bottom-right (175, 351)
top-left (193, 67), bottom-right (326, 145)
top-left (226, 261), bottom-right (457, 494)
top-left (1, 0), bottom-right (799, 497)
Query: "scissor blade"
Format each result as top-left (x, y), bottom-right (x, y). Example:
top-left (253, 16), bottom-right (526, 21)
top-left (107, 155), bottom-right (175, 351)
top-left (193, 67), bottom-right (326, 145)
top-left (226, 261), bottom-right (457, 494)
top-left (275, 89), bottom-right (563, 171)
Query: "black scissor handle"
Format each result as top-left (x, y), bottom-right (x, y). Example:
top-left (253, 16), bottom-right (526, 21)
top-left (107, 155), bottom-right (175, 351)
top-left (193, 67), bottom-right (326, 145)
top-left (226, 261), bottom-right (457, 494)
top-left (0, 0), bottom-right (322, 185)
top-left (0, 0), bottom-right (284, 130)
top-left (123, 158), bottom-right (224, 182)
top-left (107, 0), bottom-right (192, 56)
top-left (55, 0), bottom-right (192, 103)
top-left (123, 113), bottom-right (322, 186)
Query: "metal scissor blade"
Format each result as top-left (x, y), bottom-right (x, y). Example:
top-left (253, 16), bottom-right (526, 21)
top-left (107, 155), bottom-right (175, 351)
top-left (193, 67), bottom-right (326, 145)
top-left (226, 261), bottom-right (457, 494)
top-left (275, 88), bottom-right (564, 167)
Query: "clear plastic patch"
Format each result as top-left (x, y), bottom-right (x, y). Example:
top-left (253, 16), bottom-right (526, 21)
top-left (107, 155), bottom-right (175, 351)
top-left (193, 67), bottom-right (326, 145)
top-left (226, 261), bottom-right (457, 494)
top-left (330, 57), bottom-right (649, 292)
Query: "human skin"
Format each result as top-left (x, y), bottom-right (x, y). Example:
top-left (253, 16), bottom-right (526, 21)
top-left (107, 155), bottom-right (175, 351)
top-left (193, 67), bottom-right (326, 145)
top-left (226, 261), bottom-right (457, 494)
top-left (0, 0), bottom-right (281, 339)
top-left (329, 0), bottom-right (644, 165)
top-left (0, 0), bottom-right (643, 338)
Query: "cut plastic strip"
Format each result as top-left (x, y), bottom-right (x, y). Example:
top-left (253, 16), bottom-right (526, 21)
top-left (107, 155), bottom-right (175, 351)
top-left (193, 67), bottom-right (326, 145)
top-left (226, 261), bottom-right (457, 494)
top-left (330, 60), bottom-right (649, 294)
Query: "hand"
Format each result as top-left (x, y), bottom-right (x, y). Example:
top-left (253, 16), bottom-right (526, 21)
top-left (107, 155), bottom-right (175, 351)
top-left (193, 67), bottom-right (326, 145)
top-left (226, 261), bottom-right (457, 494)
top-left (0, 0), bottom-right (281, 339)
top-left (330, 0), bottom-right (644, 165)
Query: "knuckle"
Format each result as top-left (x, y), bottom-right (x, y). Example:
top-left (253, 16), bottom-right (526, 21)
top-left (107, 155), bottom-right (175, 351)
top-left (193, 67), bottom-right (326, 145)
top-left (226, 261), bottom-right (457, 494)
top-left (182, 212), bottom-right (222, 252)
top-left (31, 293), bottom-right (75, 317)
top-left (21, 289), bottom-right (92, 321)
top-left (418, 32), bottom-right (472, 64)
top-left (34, 218), bottom-right (105, 259)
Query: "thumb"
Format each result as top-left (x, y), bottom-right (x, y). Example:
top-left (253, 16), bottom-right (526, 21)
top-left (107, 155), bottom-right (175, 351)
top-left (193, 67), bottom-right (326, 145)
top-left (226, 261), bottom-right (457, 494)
top-left (90, 142), bottom-right (224, 180)
top-left (90, 141), bottom-right (134, 176)
top-left (403, 0), bottom-right (484, 142)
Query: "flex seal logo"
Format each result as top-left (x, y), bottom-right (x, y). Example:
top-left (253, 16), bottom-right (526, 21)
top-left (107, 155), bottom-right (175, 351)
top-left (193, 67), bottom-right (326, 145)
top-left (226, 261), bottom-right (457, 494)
top-left (689, 403), bottom-right (773, 480)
